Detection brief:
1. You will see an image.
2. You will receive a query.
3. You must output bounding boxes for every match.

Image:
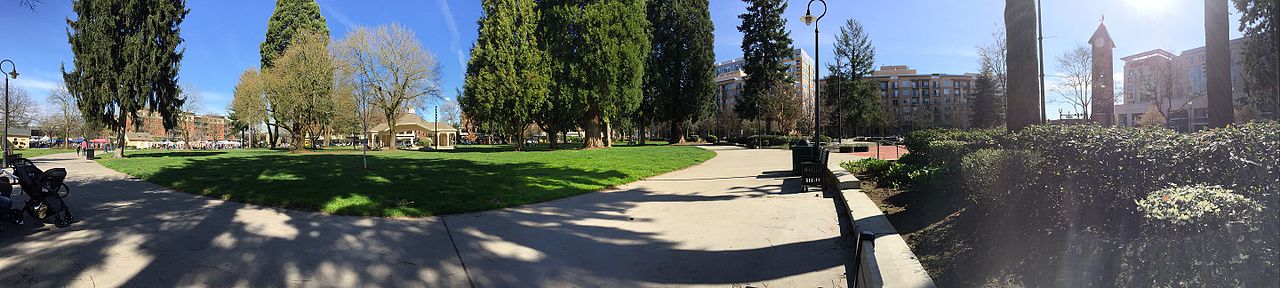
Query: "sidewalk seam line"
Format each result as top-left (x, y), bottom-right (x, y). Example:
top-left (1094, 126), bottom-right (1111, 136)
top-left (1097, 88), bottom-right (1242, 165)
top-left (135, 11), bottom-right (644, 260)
top-left (441, 216), bottom-right (477, 288)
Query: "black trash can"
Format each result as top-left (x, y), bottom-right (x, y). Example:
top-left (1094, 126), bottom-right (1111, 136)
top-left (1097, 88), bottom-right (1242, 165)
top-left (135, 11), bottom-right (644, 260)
top-left (791, 144), bottom-right (817, 174)
top-left (85, 148), bottom-right (94, 160)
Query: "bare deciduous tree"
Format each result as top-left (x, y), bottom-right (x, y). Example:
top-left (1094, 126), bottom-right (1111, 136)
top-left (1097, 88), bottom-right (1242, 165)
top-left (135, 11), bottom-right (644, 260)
top-left (334, 24), bottom-right (442, 150)
top-left (47, 85), bottom-right (84, 148)
top-left (1053, 44), bottom-right (1093, 119)
top-left (759, 81), bottom-right (803, 135)
top-left (2, 85), bottom-right (38, 129)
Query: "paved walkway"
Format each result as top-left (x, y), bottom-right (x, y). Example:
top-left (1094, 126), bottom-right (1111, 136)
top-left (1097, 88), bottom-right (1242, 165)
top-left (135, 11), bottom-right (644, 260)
top-left (0, 148), bottom-right (851, 288)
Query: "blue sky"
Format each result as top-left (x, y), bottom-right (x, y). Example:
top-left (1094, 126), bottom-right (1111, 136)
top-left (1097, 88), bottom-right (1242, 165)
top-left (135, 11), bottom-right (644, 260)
top-left (0, 0), bottom-right (1243, 118)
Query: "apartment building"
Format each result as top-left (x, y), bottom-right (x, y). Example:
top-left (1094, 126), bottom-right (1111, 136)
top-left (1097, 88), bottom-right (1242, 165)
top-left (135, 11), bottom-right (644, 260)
top-left (124, 111), bottom-right (235, 148)
top-left (868, 65), bottom-right (977, 132)
top-left (713, 48), bottom-right (815, 116)
top-left (1115, 37), bottom-right (1254, 131)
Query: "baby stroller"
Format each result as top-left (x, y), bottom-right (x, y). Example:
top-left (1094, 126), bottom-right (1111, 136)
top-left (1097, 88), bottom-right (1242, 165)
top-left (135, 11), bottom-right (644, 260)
top-left (1, 157), bottom-right (76, 228)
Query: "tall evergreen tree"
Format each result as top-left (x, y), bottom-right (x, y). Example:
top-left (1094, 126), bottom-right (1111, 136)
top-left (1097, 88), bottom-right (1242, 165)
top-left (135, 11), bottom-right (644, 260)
top-left (538, 0), bottom-right (587, 149)
top-left (462, 0), bottom-right (549, 151)
top-left (825, 19), bottom-right (883, 137)
top-left (1233, 0), bottom-right (1278, 120)
top-left (62, 0), bottom-right (188, 158)
top-left (261, 0), bottom-right (328, 68)
top-left (972, 70), bottom-right (998, 128)
top-left (738, 0), bottom-right (794, 134)
top-left (647, 0), bottom-right (716, 144)
top-left (543, 0), bottom-right (649, 149)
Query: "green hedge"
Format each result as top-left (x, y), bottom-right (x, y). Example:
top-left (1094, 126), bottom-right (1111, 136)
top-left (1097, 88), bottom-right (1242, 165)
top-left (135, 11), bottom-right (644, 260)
top-left (896, 122), bottom-right (1279, 286)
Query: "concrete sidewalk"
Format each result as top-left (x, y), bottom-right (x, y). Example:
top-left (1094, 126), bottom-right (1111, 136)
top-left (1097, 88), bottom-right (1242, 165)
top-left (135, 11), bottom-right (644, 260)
top-left (0, 148), bottom-right (850, 287)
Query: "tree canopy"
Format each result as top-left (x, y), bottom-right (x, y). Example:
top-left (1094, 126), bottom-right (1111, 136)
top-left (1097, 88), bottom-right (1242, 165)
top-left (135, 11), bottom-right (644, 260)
top-left (737, 0), bottom-right (794, 126)
top-left (262, 30), bottom-right (334, 151)
top-left (825, 19), bottom-right (884, 137)
top-left (646, 0), bottom-right (716, 144)
top-left (62, 0), bottom-right (188, 158)
top-left (1233, 0), bottom-right (1278, 120)
top-left (261, 0), bottom-right (328, 68)
top-left (542, 0), bottom-right (650, 148)
top-left (334, 24), bottom-right (442, 150)
top-left (462, 0), bottom-right (549, 151)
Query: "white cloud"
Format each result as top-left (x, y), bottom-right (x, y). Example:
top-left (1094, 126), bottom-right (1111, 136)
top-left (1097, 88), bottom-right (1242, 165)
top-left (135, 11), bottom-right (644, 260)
top-left (11, 77), bottom-right (60, 93)
top-left (435, 0), bottom-right (461, 44)
top-left (437, 0), bottom-right (465, 71)
top-left (319, 0), bottom-right (357, 29)
top-left (456, 49), bottom-right (468, 71)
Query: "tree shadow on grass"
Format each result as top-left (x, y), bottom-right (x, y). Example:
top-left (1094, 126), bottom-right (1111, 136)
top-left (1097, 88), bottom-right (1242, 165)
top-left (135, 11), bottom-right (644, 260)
top-left (1, 149), bottom-right (849, 287)
top-left (130, 153), bottom-right (635, 216)
top-left (120, 151), bottom-right (228, 158)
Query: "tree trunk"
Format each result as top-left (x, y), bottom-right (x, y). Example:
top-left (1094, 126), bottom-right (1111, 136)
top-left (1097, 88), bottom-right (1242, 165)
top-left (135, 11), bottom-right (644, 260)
top-left (268, 121), bottom-right (278, 149)
top-left (1005, 0), bottom-right (1041, 131)
top-left (323, 127), bottom-right (332, 147)
top-left (384, 113), bottom-right (398, 151)
top-left (583, 106), bottom-right (605, 149)
top-left (669, 120), bottom-right (686, 144)
top-left (638, 125), bottom-right (647, 145)
top-left (546, 125), bottom-right (560, 149)
top-left (605, 121), bottom-right (613, 148)
top-left (114, 112), bottom-right (126, 158)
top-left (1205, 0), bottom-right (1234, 127)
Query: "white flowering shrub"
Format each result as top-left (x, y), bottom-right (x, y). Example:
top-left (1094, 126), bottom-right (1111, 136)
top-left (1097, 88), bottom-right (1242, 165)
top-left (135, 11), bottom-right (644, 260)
top-left (1137, 185), bottom-right (1262, 225)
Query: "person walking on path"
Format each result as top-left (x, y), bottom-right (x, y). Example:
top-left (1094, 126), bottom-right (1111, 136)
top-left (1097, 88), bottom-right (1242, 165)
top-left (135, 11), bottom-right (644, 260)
top-left (76, 143), bottom-right (82, 155)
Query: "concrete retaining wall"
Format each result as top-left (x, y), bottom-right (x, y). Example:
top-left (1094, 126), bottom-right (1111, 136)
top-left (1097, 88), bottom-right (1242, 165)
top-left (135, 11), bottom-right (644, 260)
top-left (824, 162), bottom-right (936, 288)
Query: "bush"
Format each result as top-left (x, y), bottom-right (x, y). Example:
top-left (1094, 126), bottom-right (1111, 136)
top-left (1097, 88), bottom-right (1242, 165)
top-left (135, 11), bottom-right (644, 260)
top-left (704, 135), bottom-right (719, 144)
top-left (417, 138), bottom-right (433, 147)
top-left (883, 162), bottom-right (916, 188)
top-left (882, 122), bottom-right (1280, 286)
top-left (961, 149), bottom-right (1047, 210)
top-left (1136, 185), bottom-right (1262, 226)
top-left (842, 158), bottom-right (892, 176)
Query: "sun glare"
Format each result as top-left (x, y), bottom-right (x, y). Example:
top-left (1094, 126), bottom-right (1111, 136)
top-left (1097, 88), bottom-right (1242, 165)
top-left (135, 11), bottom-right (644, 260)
top-left (1121, 0), bottom-right (1177, 16)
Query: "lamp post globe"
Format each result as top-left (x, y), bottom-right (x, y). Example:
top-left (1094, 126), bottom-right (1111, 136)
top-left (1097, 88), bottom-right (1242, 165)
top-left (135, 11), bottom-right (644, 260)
top-left (802, 0), bottom-right (826, 145)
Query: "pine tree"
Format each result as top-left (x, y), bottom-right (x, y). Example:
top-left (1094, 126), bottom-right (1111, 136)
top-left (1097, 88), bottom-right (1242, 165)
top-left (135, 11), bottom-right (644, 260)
top-left (647, 0), bottom-right (716, 144)
top-left (972, 70), bottom-right (998, 128)
top-left (261, 0), bottom-right (328, 68)
top-left (462, 0), bottom-right (549, 151)
top-left (738, 0), bottom-right (794, 134)
top-left (62, 0), bottom-right (188, 158)
top-left (826, 19), bottom-right (883, 137)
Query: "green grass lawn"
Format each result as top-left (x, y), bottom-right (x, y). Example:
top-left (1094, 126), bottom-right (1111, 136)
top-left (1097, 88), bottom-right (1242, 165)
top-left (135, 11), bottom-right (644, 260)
top-left (15, 148), bottom-right (77, 158)
top-left (99, 145), bottom-right (715, 217)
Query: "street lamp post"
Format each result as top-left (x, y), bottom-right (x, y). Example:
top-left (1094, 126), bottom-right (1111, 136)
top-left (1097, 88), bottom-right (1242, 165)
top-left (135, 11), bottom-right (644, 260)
top-left (802, 0), bottom-right (826, 145)
top-left (1, 59), bottom-right (19, 168)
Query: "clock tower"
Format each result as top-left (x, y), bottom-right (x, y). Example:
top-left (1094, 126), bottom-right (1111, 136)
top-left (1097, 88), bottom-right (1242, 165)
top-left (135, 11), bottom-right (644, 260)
top-left (1089, 18), bottom-right (1116, 126)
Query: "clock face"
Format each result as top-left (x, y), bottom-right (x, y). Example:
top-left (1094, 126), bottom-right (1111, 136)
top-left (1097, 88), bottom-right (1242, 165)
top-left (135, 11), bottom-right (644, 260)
top-left (1094, 39), bottom-right (1107, 48)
